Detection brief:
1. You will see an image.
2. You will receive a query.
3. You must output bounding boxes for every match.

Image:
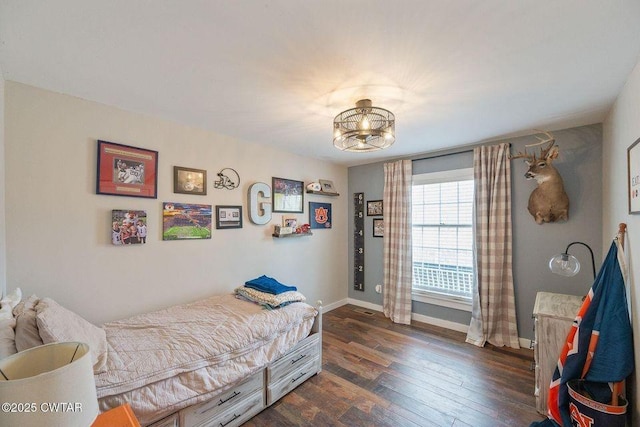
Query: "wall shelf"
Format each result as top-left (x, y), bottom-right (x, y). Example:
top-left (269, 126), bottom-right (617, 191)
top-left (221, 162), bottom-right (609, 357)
top-left (272, 232), bottom-right (313, 238)
top-left (306, 190), bottom-right (339, 197)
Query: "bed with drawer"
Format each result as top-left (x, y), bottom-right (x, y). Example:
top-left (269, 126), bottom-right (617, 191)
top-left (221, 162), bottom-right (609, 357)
top-left (4, 289), bottom-right (322, 427)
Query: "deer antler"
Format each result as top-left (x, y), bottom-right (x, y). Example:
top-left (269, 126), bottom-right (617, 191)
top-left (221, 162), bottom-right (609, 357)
top-left (533, 131), bottom-right (556, 159)
top-left (509, 147), bottom-right (535, 161)
top-left (509, 131), bottom-right (556, 161)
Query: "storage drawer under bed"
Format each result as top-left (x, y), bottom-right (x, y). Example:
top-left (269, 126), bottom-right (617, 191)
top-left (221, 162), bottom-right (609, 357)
top-left (179, 370), bottom-right (264, 427)
top-left (267, 333), bottom-right (320, 385)
top-left (267, 356), bottom-right (318, 405)
top-left (266, 333), bottom-right (321, 405)
top-left (192, 389), bottom-right (264, 427)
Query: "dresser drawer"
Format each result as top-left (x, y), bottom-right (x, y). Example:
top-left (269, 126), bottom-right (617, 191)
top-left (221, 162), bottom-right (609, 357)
top-left (267, 334), bottom-right (320, 384)
top-left (267, 356), bottom-right (318, 405)
top-left (179, 370), bottom-right (264, 427)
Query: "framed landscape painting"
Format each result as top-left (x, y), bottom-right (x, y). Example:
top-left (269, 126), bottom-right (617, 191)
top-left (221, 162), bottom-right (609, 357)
top-left (162, 202), bottom-right (212, 240)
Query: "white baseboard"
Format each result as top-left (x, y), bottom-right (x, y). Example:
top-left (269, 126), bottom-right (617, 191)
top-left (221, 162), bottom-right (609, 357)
top-left (342, 298), bottom-right (532, 349)
top-left (346, 298), bottom-right (469, 332)
top-left (519, 337), bottom-right (532, 349)
top-left (321, 298), bottom-right (349, 312)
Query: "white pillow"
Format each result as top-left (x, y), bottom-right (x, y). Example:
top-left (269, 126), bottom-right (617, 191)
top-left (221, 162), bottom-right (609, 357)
top-left (0, 317), bottom-right (17, 359)
top-left (13, 295), bottom-right (44, 352)
top-left (0, 288), bottom-right (22, 319)
top-left (36, 298), bottom-right (108, 374)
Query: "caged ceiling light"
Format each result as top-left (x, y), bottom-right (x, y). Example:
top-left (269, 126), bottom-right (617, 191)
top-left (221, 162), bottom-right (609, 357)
top-left (333, 99), bottom-right (395, 152)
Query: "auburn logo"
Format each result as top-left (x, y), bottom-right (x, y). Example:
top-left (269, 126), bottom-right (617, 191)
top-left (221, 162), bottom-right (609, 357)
top-left (569, 402), bottom-right (594, 427)
top-left (314, 207), bottom-right (328, 224)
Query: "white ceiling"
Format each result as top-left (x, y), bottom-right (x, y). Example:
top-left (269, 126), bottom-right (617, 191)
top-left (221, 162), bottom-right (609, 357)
top-left (1, 1), bottom-right (640, 166)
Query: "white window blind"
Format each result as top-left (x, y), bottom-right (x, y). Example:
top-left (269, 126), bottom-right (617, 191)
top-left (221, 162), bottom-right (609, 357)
top-left (412, 169), bottom-right (474, 301)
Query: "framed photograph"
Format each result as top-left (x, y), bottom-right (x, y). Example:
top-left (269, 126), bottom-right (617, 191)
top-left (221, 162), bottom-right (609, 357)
top-left (162, 202), bottom-right (212, 240)
top-left (112, 210), bottom-right (147, 245)
top-left (174, 166), bottom-right (207, 195)
top-left (272, 177), bottom-right (304, 213)
top-left (367, 200), bottom-right (383, 216)
top-left (96, 140), bottom-right (158, 198)
top-left (373, 218), bottom-right (384, 237)
top-left (318, 179), bottom-right (336, 194)
top-left (216, 205), bottom-right (243, 229)
top-left (309, 202), bottom-right (332, 229)
top-left (628, 137), bottom-right (640, 214)
top-left (282, 217), bottom-right (298, 228)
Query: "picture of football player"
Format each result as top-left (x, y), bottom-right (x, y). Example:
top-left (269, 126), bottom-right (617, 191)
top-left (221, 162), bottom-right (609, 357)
top-left (136, 219), bottom-right (147, 243)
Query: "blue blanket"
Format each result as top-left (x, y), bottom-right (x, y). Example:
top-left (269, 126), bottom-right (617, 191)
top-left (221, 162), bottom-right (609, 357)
top-left (244, 275), bottom-right (297, 294)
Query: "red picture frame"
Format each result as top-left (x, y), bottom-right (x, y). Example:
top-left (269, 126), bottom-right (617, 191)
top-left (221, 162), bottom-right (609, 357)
top-left (96, 140), bottom-right (158, 198)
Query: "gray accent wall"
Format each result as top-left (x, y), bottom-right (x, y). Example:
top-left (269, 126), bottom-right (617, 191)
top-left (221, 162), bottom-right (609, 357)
top-left (348, 124), bottom-right (603, 340)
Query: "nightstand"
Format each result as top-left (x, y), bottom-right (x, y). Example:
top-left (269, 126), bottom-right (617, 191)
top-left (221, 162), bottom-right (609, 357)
top-left (532, 291), bottom-right (583, 415)
top-left (92, 403), bottom-right (141, 427)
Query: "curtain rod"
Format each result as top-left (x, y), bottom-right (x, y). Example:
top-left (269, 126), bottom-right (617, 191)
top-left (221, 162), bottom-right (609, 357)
top-left (411, 142), bottom-right (511, 162)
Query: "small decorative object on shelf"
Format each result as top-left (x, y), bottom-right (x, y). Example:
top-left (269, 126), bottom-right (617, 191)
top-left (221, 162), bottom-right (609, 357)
top-left (319, 179), bottom-right (337, 193)
top-left (274, 225), bottom-right (293, 236)
top-left (306, 179), bottom-right (339, 196)
top-left (273, 223), bottom-right (312, 238)
top-left (306, 182), bottom-right (321, 192)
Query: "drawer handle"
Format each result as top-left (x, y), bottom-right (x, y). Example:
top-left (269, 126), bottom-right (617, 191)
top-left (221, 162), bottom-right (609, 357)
top-left (291, 371), bottom-right (307, 383)
top-left (291, 354), bottom-right (307, 364)
top-left (218, 391), bottom-right (241, 406)
top-left (219, 413), bottom-right (240, 427)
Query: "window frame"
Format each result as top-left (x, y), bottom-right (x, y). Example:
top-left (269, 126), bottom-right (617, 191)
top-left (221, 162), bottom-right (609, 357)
top-left (411, 168), bottom-right (474, 312)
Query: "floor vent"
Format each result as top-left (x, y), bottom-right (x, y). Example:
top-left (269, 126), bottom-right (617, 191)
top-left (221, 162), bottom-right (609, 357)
top-left (353, 308), bottom-right (376, 316)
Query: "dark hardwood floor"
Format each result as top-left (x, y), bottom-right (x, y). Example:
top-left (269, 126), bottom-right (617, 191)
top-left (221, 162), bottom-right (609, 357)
top-left (244, 304), bottom-right (546, 427)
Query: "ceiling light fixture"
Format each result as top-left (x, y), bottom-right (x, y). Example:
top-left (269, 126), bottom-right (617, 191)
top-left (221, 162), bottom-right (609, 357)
top-left (333, 99), bottom-right (395, 152)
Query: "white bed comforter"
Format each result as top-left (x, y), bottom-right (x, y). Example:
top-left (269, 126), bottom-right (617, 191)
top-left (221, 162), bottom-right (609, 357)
top-left (95, 294), bottom-right (317, 425)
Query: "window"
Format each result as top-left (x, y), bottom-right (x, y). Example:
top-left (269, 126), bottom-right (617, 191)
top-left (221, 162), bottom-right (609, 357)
top-left (412, 168), bottom-right (474, 310)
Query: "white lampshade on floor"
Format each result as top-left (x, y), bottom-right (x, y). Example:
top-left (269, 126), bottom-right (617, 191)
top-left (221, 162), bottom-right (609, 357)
top-left (0, 342), bottom-right (99, 427)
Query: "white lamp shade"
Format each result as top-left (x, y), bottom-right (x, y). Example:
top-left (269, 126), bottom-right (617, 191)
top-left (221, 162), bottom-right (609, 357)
top-left (0, 342), bottom-right (98, 427)
top-left (549, 253), bottom-right (581, 277)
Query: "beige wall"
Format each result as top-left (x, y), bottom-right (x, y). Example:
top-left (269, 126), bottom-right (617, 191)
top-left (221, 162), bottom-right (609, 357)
top-left (4, 82), bottom-right (348, 324)
top-left (0, 70), bottom-right (5, 297)
top-left (603, 55), bottom-right (640, 422)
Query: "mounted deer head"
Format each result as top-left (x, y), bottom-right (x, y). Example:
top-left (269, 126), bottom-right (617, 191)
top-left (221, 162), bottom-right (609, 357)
top-left (510, 131), bottom-right (569, 224)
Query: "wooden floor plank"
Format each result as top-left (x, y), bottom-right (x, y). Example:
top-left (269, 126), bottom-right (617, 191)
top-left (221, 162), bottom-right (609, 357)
top-left (245, 304), bottom-right (546, 426)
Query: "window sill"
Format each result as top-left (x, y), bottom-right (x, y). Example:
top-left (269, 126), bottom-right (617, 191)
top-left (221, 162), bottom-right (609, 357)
top-left (412, 291), bottom-right (472, 312)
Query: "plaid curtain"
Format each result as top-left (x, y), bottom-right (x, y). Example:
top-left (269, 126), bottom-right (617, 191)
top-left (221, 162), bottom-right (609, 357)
top-left (466, 143), bottom-right (520, 348)
top-left (383, 159), bottom-right (413, 325)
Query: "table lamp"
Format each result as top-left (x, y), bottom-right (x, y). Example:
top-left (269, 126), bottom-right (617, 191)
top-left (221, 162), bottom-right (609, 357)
top-left (0, 342), bottom-right (99, 427)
